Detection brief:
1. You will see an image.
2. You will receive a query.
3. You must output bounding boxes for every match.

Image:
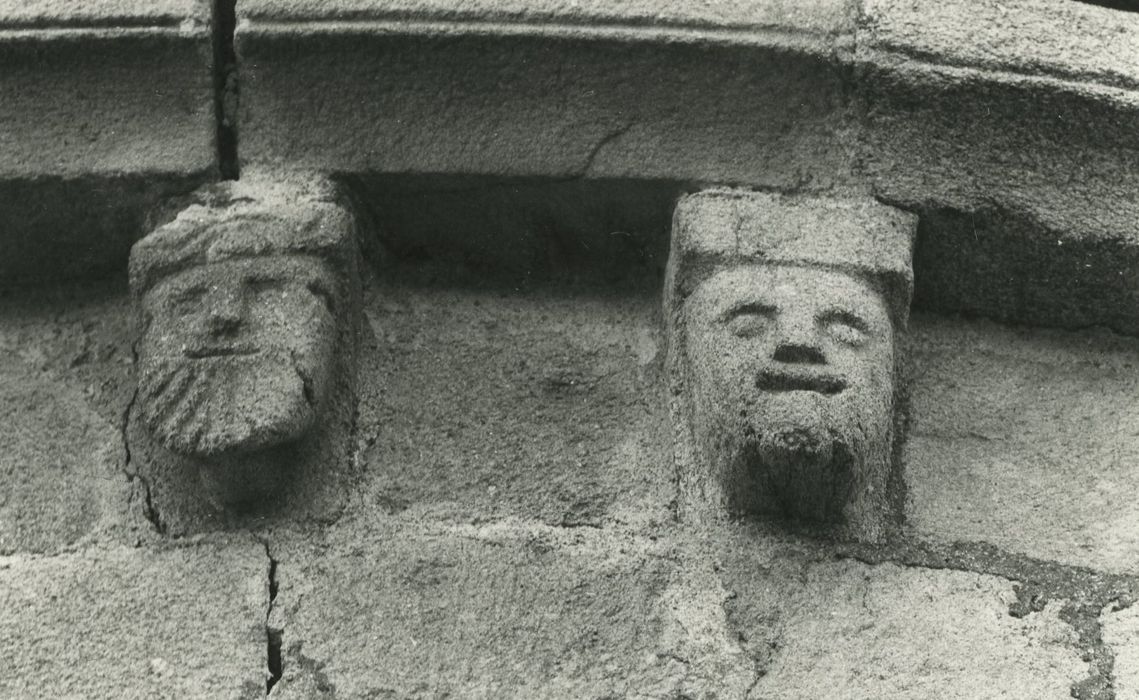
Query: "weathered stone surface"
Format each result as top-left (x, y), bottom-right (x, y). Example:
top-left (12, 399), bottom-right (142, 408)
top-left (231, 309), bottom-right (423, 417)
top-left (0, 355), bottom-right (122, 555)
top-left (356, 277), bottom-right (674, 529)
top-left (0, 282), bottom-right (144, 552)
top-left (719, 536), bottom-right (1088, 699)
top-left (1103, 602), bottom-right (1139, 700)
top-left (0, 0), bottom-right (214, 178)
top-left (266, 521), bottom-right (679, 698)
top-left (905, 315), bottom-right (1139, 574)
top-left (127, 174), bottom-right (363, 534)
top-left (0, 539), bottom-right (268, 699)
top-left (236, 0), bottom-right (859, 189)
top-left (858, 0), bottom-right (1139, 332)
top-left (0, 280), bottom-right (135, 438)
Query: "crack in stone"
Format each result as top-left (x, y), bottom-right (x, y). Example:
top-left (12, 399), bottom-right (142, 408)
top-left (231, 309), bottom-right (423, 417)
top-left (577, 122), bottom-right (635, 178)
top-left (836, 537), bottom-right (1139, 699)
top-left (1009, 582), bottom-right (1049, 619)
top-left (1063, 601), bottom-right (1116, 700)
top-left (263, 539), bottom-right (283, 696)
top-left (121, 342), bottom-right (166, 536)
top-left (213, 0), bottom-right (239, 179)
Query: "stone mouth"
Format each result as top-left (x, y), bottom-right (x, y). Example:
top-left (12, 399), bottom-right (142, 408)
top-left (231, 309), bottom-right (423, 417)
top-left (755, 369), bottom-right (847, 396)
top-left (184, 344), bottom-right (259, 359)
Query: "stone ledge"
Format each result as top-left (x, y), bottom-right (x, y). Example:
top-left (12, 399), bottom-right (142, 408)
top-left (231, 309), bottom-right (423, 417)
top-left (0, 0), bottom-right (215, 178)
top-left (860, 0), bottom-right (1139, 92)
top-left (235, 0), bottom-right (859, 189)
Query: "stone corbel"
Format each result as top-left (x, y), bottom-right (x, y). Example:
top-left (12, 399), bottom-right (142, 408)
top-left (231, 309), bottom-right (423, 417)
top-left (127, 172), bottom-right (362, 533)
top-left (665, 189), bottom-right (916, 542)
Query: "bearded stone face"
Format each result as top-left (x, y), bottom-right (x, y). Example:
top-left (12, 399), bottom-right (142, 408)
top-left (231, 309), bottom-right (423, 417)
top-left (684, 264), bottom-right (896, 523)
top-left (137, 254), bottom-right (339, 458)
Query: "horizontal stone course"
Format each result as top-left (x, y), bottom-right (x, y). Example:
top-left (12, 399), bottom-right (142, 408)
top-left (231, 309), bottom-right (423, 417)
top-left (0, 0), bottom-right (206, 28)
top-left (264, 520), bottom-right (1089, 698)
top-left (238, 0), bottom-right (857, 33)
top-left (235, 0), bottom-right (859, 190)
top-left (237, 26), bottom-right (857, 189)
top-left (860, 0), bottom-right (1139, 90)
top-left (0, 0), bottom-right (214, 178)
top-left (266, 521), bottom-right (678, 698)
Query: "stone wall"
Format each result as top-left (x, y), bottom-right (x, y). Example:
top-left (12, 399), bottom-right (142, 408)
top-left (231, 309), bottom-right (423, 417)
top-left (2, 1), bottom-right (1138, 698)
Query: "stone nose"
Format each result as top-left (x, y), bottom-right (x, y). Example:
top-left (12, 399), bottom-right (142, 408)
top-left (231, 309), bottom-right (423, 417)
top-left (771, 315), bottom-right (826, 365)
top-left (204, 287), bottom-right (245, 337)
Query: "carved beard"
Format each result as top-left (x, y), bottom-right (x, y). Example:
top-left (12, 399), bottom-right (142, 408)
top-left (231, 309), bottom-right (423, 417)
top-left (710, 391), bottom-right (890, 524)
top-left (138, 350), bottom-right (318, 458)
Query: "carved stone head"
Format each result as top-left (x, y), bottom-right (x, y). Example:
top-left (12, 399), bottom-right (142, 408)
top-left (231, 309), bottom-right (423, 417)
top-left (665, 190), bottom-right (916, 541)
top-left (130, 179), bottom-right (354, 459)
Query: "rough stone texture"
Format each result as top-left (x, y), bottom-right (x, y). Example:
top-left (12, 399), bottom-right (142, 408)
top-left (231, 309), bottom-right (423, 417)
top-left (266, 521), bottom-right (678, 698)
top-left (127, 175), bottom-right (363, 535)
top-left (236, 1), bottom-right (859, 189)
top-left (1103, 602), bottom-right (1139, 700)
top-left (0, 355), bottom-right (123, 555)
top-left (0, 0), bottom-right (214, 178)
top-left (858, 0), bottom-right (1139, 333)
top-left (0, 281), bottom-right (146, 552)
top-left (0, 539), bottom-right (268, 699)
top-left (719, 536), bottom-right (1089, 699)
top-left (357, 271), bottom-right (674, 529)
top-left (665, 190), bottom-right (916, 541)
top-left (0, 280), bottom-right (135, 437)
top-left (905, 315), bottom-right (1139, 574)
top-left (264, 521), bottom-right (1093, 698)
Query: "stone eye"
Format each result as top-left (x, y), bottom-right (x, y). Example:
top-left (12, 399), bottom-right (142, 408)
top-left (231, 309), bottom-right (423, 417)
top-left (245, 274), bottom-right (284, 296)
top-left (723, 303), bottom-right (775, 338)
top-left (306, 280), bottom-right (335, 313)
top-left (820, 310), bottom-right (869, 346)
top-left (171, 285), bottom-right (207, 314)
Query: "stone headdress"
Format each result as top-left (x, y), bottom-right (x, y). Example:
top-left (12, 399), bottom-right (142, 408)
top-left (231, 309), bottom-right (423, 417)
top-left (130, 173), bottom-right (356, 295)
top-left (666, 189), bottom-right (917, 326)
